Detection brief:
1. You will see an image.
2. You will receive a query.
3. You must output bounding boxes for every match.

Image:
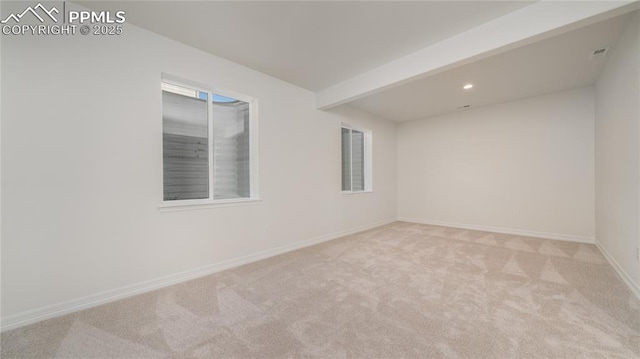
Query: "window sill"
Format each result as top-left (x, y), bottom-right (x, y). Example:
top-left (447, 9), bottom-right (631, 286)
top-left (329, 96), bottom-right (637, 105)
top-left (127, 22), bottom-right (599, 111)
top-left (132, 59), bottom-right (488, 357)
top-left (158, 198), bottom-right (262, 212)
top-left (341, 190), bottom-right (374, 196)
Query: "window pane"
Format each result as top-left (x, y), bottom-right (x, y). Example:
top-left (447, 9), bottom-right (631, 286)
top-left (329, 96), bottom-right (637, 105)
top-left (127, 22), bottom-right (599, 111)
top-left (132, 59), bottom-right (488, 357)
top-left (351, 130), bottom-right (365, 191)
top-left (162, 84), bottom-right (209, 201)
top-left (213, 95), bottom-right (251, 200)
top-left (341, 128), bottom-right (351, 191)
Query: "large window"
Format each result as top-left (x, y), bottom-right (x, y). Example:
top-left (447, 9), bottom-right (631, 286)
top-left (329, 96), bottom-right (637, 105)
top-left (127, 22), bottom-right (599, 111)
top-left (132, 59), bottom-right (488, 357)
top-left (341, 125), bottom-right (372, 193)
top-left (161, 79), bottom-right (257, 206)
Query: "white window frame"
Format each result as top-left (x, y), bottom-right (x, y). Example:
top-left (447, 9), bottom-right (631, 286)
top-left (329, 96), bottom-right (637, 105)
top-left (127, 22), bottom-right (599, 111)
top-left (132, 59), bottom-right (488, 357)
top-left (159, 74), bottom-right (260, 210)
top-left (341, 123), bottom-right (373, 194)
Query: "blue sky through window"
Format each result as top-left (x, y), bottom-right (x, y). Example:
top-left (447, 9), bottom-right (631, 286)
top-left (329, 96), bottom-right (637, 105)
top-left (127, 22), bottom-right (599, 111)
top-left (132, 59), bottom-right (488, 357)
top-left (213, 94), bottom-right (238, 103)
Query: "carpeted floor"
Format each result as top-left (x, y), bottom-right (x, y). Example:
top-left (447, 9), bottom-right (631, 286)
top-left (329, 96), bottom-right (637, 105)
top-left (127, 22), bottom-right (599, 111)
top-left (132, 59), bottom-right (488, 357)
top-left (2, 221), bottom-right (640, 358)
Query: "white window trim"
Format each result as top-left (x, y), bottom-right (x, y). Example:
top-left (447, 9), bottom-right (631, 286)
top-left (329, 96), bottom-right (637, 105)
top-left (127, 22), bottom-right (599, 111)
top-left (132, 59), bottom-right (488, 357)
top-left (341, 123), bottom-right (373, 194)
top-left (158, 198), bottom-right (262, 212)
top-left (159, 74), bottom-right (260, 209)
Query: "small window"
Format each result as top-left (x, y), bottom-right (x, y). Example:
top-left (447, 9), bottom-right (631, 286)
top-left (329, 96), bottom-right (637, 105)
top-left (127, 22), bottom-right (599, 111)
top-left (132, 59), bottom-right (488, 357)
top-left (162, 79), bottom-right (257, 205)
top-left (341, 125), bottom-right (372, 193)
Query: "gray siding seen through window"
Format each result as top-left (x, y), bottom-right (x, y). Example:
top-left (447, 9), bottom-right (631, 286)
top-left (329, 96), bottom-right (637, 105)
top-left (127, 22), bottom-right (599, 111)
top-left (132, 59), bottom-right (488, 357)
top-left (162, 82), bottom-right (252, 202)
top-left (162, 90), bottom-right (209, 201)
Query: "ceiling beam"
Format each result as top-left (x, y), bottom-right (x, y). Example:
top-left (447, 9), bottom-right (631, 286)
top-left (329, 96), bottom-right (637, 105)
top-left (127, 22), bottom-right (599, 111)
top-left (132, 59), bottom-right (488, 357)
top-left (315, 0), bottom-right (640, 110)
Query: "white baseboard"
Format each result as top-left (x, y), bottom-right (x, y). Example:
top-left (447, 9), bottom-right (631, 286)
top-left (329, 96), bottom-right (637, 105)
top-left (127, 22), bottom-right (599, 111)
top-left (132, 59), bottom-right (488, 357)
top-left (397, 217), bottom-right (595, 244)
top-left (594, 239), bottom-right (640, 301)
top-left (0, 217), bottom-right (396, 332)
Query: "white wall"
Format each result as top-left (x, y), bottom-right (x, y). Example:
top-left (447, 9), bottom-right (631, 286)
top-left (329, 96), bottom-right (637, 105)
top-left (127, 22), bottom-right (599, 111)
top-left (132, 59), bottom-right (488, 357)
top-left (0, 9), bottom-right (396, 325)
top-left (595, 13), bottom-right (640, 291)
top-left (397, 87), bottom-right (595, 241)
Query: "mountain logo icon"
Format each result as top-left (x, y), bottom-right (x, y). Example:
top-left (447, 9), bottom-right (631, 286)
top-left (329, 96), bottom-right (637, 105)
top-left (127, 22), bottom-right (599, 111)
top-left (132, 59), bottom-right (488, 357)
top-left (1, 3), bottom-right (59, 24)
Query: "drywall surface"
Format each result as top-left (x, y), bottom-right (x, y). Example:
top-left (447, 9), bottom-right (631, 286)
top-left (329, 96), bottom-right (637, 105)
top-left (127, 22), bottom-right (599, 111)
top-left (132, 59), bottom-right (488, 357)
top-left (397, 87), bottom-right (595, 241)
top-left (595, 13), bottom-right (640, 288)
top-left (0, 4), bottom-right (396, 323)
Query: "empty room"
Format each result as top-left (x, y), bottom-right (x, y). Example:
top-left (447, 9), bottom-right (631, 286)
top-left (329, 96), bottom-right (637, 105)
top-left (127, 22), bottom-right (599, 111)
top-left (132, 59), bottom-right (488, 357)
top-left (2, 0), bottom-right (640, 358)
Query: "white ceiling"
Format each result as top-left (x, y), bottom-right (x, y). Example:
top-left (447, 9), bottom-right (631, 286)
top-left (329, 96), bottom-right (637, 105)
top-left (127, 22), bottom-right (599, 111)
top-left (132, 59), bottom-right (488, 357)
top-left (78, 1), bottom-right (637, 122)
top-left (349, 12), bottom-right (634, 122)
top-left (79, 1), bottom-right (533, 91)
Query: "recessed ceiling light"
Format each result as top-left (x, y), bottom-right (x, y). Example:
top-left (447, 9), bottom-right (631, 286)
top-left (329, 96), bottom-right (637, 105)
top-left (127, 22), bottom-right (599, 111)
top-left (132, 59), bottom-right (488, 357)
top-left (463, 84), bottom-right (473, 90)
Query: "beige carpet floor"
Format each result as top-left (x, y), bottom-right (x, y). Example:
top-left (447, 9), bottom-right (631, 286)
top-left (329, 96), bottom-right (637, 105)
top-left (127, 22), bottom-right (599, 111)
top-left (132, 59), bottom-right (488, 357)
top-left (2, 221), bottom-right (640, 358)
